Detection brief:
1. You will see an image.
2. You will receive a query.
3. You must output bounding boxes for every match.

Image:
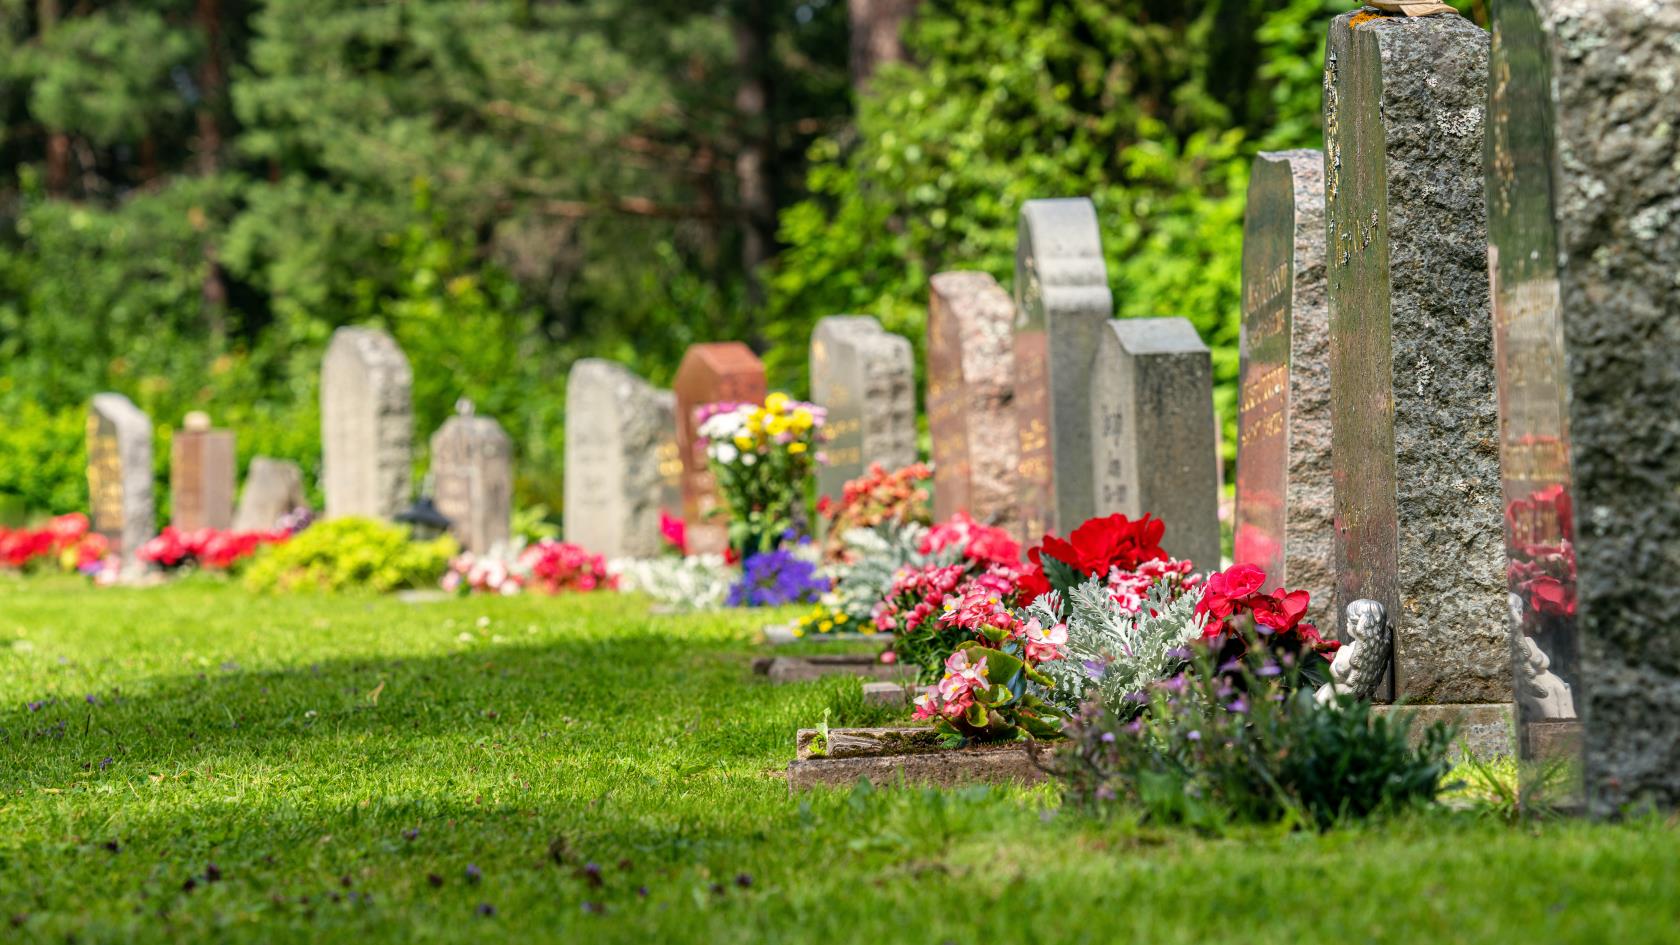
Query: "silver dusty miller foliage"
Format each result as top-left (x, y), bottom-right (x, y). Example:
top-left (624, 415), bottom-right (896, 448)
top-left (825, 521), bottom-right (941, 619)
top-left (1034, 577), bottom-right (1206, 715)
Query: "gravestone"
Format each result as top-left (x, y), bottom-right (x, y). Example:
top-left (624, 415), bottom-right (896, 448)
top-left (1325, 10), bottom-right (1507, 706)
top-left (1232, 149), bottom-right (1333, 627)
top-left (86, 393), bottom-right (153, 574)
top-left (1090, 319), bottom-right (1221, 572)
top-left (564, 359), bottom-right (682, 559)
top-left (170, 411), bottom-right (236, 532)
top-left (927, 271), bottom-right (1018, 529)
top-left (233, 458), bottom-right (307, 532)
top-left (1013, 198), bottom-right (1113, 543)
top-left (1487, 0), bottom-right (1680, 812)
top-left (809, 316), bottom-right (917, 503)
top-left (321, 327), bottom-right (413, 520)
top-left (430, 402), bottom-right (513, 555)
top-left (672, 342), bottom-right (767, 555)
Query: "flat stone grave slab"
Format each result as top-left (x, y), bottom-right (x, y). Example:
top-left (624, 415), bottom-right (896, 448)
top-left (862, 682), bottom-right (908, 707)
top-left (752, 654), bottom-right (914, 684)
top-left (762, 623), bottom-right (880, 646)
top-left (786, 726), bottom-right (1053, 791)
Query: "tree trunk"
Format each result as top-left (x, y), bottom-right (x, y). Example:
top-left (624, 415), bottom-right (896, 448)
top-left (195, 0), bottom-right (229, 348)
top-left (731, 0), bottom-right (777, 321)
top-left (38, 0), bottom-right (70, 196)
top-left (847, 0), bottom-right (919, 87)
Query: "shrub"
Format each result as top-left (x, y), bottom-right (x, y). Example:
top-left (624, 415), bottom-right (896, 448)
top-left (242, 517), bottom-right (455, 594)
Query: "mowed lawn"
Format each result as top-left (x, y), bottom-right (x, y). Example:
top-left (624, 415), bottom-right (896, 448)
top-left (1, 577), bottom-right (1676, 944)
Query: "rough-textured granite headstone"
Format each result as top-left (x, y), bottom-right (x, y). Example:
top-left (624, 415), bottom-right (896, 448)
top-left (1325, 10), bottom-right (1507, 705)
top-left (170, 412), bottom-right (236, 532)
top-left (672, 343), bottom-right (767, 555)
top-left (809, 315), bottom-right (918, 503)
top-left (927, 271), bottom-right (1018, 530)
top-left (321, 327), bottom-right (413, 520)
top-left (1013, 198), bottom-right (1112, 543)
top-left (1090, 319), bottom-right (1221, 572)
top-left (86, 393), bottom-right (153, 573)
top-left (564, 359), bottom-right (681, 559)
top-left (430, 403), bottom-right (512, 555)
top-left (1487, 0), bottom-right (1680, 813)
top-left (1232, 149), bottom-right (1333, 628)
top-left (233, 457), bottom-right (307, 532)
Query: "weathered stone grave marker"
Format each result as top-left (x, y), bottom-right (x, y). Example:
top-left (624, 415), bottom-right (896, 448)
top-left (672, 342), bottom-right (766, 555)
top-left (86, 393), bottom-right (153, 574)
top-left (564, 359), bottom-right (682, 559)
top-left (171, 411), bottom-right (236, 532)
top-left (321, 327), bottom-right (413, 520)
top-left (431, 401), bottom-right (512, 555)
top-left (1090, 318), bottom-right (1221, 571)
top-left (1486, 0), bottom-right (1680, 811)
top-left (1013, 198), bottom-right (1112, 543)
top-left (927, 271), bottom-right (1018, 530)
top-left (1232, 149), bottom-right (1333, 627)
top-left (809, 316), bottom-right (917, 503)
top-left (233, 458), bottom-right (307, 532)
top-left (1324, 10), bottom-right (1507, 710)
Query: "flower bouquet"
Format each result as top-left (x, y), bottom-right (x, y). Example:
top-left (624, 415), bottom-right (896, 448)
top-left (695, 392), bottom-right (826, 558)
top-left (0, 513), bottom-right (109, 575)
top-left (816, 462), bottom-right (932, 562)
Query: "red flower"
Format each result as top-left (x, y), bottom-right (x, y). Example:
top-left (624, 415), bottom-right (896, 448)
top-left (659, 512), bottom-right (687, 556)
top-left (1194, 563), bottom-right (1332, 653)
top-left (1017, 513), bottom-right (1168, 606)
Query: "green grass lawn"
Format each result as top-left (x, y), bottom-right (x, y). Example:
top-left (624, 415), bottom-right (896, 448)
top-left (1, 575), bottom-right (1676, 944)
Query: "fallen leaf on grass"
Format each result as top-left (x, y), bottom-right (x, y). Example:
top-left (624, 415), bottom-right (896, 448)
top-left (367, 681), bottom-right (386, 705)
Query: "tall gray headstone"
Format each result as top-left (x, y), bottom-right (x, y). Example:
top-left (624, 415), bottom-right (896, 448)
top-left (321, 327), bottom-right (413, 520)
top-left (1013, 198), bottom-right (1112, 543)
top-left (809, 316), bottom-right (917, 503)
top-left (1325, 10), bottom-right (1507, 707)
top-left (1233, 149), bottom-right (1333, 628)
top-left (233, 457), bottom-right (307, 532)
top-left (170, 411), bottom-right (236, 532)
top-left (1090, 319), bottom-right (1221, 572)
top-left (86, 393), bottom-right (153, 574)
top-left (927, 271), bottom-right (1017, 531)
top-left (564, 360), bottom-right (681, 559)
top-left (431, 403), bottom-right (513, 555)
top-left (1487, 0), bottom-right (1680, 813)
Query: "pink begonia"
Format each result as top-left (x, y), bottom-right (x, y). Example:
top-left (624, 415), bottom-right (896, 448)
top-left (1021, 618), bottom-right (1068, 663)
top-left (1105, 556), bottom-right (1201, 614)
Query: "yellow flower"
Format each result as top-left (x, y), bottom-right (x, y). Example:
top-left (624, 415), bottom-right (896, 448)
top-left (834, 613), bottom-right (849, 624)
top-left (792, 409), bottom-right (814, 430)
top-left (765, 392), bottom-right (791, 414)
top-left (767, 417), bottom-right (791, 436)
top-left (787, 442), bottom-right (808, 455)
top-left (733, 434), bottom-right (754, 451)
top-left (819, 621), bottom-right (834, 633)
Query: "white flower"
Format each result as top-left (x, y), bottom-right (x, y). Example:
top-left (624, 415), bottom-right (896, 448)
top-left (712, 442), bottom-right (740, 464)
top-left (741, 452), bottom-right (757, 466)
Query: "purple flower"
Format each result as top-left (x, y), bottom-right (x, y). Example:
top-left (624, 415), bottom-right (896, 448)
top-left (727, 551), bottom-right (829, 608)
top-left (1186, 730), bottom-right (1201, 741)
top-left (1257, 662), bottom-right (1282, 677)
top-left (1095, 785), bottom-right (1117, 802)
top-left (1099, 732), bottom-right (1116, 744)
top-left (1082, 660), bottom-right (1108, 682)
top-left (1226, 697), bottom-right (1249, 714)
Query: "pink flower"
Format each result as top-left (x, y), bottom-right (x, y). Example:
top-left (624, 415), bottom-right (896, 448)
top-left (1021, 619), bottom-right (1068, 663)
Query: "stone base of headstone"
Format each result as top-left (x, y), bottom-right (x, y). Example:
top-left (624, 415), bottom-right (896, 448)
top-left (862, 682), bottom-right (909, 707)
top-left (1371, 703), bottom-right (1514, 761)
top-left (1522, 721), bottom-right (1582, 764)
top-left (785, 726), bottom-right (1053, 792)
top-left (752, 655), bottom-right (912, 685)
top-left (396, 590), bottom-right (451, 605)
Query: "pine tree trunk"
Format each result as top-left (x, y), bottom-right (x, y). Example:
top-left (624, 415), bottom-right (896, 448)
top-left (732, 0), bottom-right (776, 319)
top-left (195, 0), bottom-right (229, 348)
top-left (848, 0), bottom-right (919, 87)
top-left (38, 0), bottom-right (70, 196)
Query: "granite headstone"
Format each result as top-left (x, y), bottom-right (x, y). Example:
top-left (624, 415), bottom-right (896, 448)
top-left (431, 402), bottom-right (513, 555)
top-left (672, 342), bottom-right (767, 555)
top-left (170, 411), bottom-right (236, 532)
top-left (86, 393), bottom-right (153, 574)
top-left (927, 271), bottom-right (1018, 529)
top-left (321, 327), bottom-right (413, 520)
top-left (1013, 198), bottom-right (1112, 543)
top-left (564, 359), bottom-right (682, 559)
top-left (1324, 10), bottom-right (1507, 705)
top-left (1090, 318), bottom-right (1221, 571)
top-left (809, 316), bottom-right (918, 503)
top-left (1232, 149), bottom-right (1333, 627)
top-left (233, 458), bottom-right (307, 532)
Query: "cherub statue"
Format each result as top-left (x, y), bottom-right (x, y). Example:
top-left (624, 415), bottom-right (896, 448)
top-left (1517, 636), bottom-right (1576, 720)
top-left (1315, 599), bottom-right (1392, 705)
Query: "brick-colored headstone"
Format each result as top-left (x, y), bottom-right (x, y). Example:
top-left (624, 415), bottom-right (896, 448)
top-left (564, 359), bottom-right (682, 559)
top-left (86, 393), bottom-right (153, 575)
top-left (1013, 198), bottom-right (1112, 545)
top-left (1325, 11), bottom-right (1506, 705)
top-left (1232, 149), bottom-right (1333, 627)
top-left (809, 316), bottom-right (917, 504)
top-left (171, 412), bottom-right (236, 532)
top-left (233, 457), bottom-right (307, 532)
top-left (1090, 318), bottom-right (1221, 572)
top-left (927, 271), bottom-right (1018, 530)
top-left (672, 342), bottom-right (767, 555)
top-left (431, 404), bottom-right (513, 555)
top-left (1487, 0), bottom-right (1680, 812)
top-left (321, 327), bottom-right (413, 520)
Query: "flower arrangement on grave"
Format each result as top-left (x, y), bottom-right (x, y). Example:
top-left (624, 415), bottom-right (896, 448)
top-left (695, 392), bottom-right (827, 558)
top-left (1016, 512), bottom-right (1188, 610)
top-left (611, 553), bottom-right (732, 611)
top-left (1033, 575), bottom-right (1208, 718)
top-left (909, 595), bottom-right (1068, 744)
top-left (816, 462), bottom-right (933, 561)
top-left (138, 525), bottom-right (296, 571)
top-left (727, 545), bottom-right (829, 607)
top-left (442, 540), bottom-right (617, 596)
top-left (871, 513), bottom-right (1023, 677)
top-left (791, 492), bottom-right (938, 637)
top-left (1194, 563), bottom-right (1338, 690)
top-left (0, 513), bottom-right (108, 575)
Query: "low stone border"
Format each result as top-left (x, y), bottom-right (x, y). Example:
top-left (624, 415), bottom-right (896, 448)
top-left (785, 726), bottom-right (1054, 791)
top-left (751, 654), bottom-right (914, 684)
top-left (762, 623), bottom-right (882, 646)
top-left (861, 681), bottom-right (909, 706)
